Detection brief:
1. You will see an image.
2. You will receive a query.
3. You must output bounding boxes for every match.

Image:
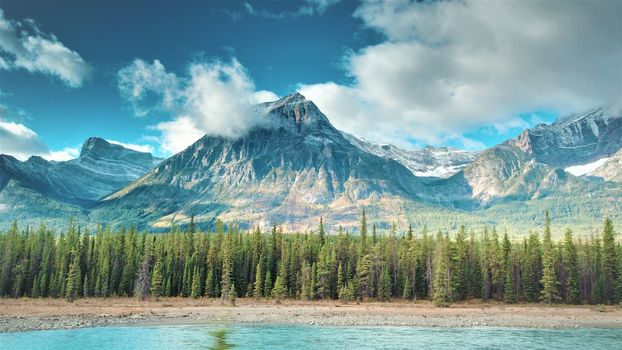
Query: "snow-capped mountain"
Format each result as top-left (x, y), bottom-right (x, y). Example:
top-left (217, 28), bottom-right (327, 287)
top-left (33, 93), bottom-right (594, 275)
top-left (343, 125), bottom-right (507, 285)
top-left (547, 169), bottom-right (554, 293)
top-left (342, 132), bottom-right (478, 178)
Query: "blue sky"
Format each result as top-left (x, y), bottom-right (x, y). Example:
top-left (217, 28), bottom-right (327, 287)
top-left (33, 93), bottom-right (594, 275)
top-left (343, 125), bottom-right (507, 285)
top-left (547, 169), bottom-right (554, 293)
top-left (0, 0), bottom-right (619, 159)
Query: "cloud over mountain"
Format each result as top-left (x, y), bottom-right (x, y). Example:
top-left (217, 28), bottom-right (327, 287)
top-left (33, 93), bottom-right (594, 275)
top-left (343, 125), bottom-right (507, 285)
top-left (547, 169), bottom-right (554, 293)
top-left (118, 58), bottom-right (279, 155)
top-left (300, 0), bottom-right (622, 148)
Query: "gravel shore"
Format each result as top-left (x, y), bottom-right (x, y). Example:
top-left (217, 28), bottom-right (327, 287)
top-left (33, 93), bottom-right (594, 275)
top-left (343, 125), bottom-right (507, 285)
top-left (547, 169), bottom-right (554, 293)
top-left (1, 298), bottom-right (621, 332)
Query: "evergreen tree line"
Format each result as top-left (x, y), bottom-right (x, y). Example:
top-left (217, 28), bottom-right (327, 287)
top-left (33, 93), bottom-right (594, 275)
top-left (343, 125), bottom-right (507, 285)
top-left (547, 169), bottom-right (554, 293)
top-left (1, 212), bottom-right (621, 306)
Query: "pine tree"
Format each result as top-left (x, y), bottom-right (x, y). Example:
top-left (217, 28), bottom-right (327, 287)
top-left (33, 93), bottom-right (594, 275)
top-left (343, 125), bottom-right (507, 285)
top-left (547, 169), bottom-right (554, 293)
top-left (378, 265), bottom-right (392, 301)
top-left (432, 234), bottom-right (452, 307)
top-left (151, 260), bottom-right (163, 300)
top-left (356, 254), bottom-right (373, 300)
top-left (452, 226), bottom-right (468, 300)
top-left (540, 211), bottom-right (560, 304)
top-left (318, 217), bottom-right (325, 246)
top-left (65, 251), bottom-right (80, 303)
top-left (220, 237), bottom-right (233, 304)
top-left (134, 249), bottom-right (151, 301)
top-left (227, 283), bottom-right (237, 306)
top-left (190, 265), bottom-right (202, 298)
top-left (271, 274), bottom-right (286, 303)
top-left (562, 229), bottom-right (580, 304)
top-left (359, 209), bottom-right (368, 255)
top-left (601, 217), bottom-right (617, 304)
top-left (253, 262), bottom-right (263, 300)
top-left (339, 281), bottom-right (355, 302)
top-left (264, 270), bottom-right (273, 297)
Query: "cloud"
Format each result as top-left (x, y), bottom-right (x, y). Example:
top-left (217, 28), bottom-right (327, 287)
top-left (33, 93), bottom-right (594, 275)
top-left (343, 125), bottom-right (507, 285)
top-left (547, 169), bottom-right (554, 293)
top-left (0, 119), bottom-right (47, 160)
top-left (300, 0), bottom-right (622, 149)
top-left (117, 59), bottom-right (178, 117)
top-left (0, 118), bottom-right (79, 161)
top-left (0, 8), bottom-right (92, 87)
top-left (45, 147), bottom-right (80, 161)
top-left (243, 0), bottom-right (340, 19)
top-left (106, 140), bottom-right (154, 154)
top-left (151, 116), bottom-right (204, 154)
top-left (118, 58), bottom-right (277, 155)
top-left (253, 90), bottom-right (279, 103)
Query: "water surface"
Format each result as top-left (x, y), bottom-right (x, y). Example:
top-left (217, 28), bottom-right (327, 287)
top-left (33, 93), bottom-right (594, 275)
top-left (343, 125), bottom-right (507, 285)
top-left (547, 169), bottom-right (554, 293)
top-left (1, 325), bottom-right (621, 350)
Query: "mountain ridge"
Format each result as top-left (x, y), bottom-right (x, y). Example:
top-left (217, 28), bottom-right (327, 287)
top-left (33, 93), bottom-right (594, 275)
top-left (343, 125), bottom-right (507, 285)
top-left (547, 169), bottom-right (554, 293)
top-left (1, 95), bottom-right (621, 233)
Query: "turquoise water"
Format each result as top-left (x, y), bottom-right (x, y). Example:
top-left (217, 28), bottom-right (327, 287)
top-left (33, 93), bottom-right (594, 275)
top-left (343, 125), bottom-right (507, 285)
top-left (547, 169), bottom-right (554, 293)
top-left (1, 325), bottom-right (621, 350)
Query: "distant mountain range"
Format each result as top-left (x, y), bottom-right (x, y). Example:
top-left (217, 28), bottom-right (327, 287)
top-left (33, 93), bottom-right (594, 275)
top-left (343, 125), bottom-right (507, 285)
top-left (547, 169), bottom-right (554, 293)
top-left (1, 93), bottom-right (620, 233)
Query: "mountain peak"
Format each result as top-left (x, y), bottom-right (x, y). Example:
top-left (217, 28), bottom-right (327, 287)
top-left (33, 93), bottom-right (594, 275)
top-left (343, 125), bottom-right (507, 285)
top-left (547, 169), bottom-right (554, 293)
top-left (263, 91), bottom-right (334, 131)
top-left (80, 137), bottom-right (114, 158)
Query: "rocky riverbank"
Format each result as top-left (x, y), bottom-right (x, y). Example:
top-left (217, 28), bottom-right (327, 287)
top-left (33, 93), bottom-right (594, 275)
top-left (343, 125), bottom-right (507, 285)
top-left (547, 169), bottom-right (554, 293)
top-left (1, 298), bottom-right (621, 332)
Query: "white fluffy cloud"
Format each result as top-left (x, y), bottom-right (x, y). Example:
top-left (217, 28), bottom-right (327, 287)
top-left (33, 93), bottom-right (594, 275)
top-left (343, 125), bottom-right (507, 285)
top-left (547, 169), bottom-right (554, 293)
top-left (0, 9), bottom-right (92, 87)
top-left (118, 58), bottom-right (278, 155)
top-left (151, 116), bottom-right (204, 155)
top-left (301, 0), bottom-right (622, 148)
top-left (45, 147), bottom-right (80, 161)
top-left (0, 119), bottom-right (47, 160)
top-left (0, 119), bottom-right (79, 161)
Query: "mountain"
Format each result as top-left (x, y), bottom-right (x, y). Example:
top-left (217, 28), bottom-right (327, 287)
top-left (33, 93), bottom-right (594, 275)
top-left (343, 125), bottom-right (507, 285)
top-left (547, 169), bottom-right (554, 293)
top-left (587, 149), bottom-right (622, 182)
top-left (434, 108), bottom-right (622, 204)
top-left (93, 93), bottom-right (426, 230)
top-left (0, 138), bottom-right (161, 226)
top-left (2, 96), bottom-right (621, 234)
top-left (341, 132), bottom-right (478, 178)
top-left (512, 108), bottom-right (622, 168)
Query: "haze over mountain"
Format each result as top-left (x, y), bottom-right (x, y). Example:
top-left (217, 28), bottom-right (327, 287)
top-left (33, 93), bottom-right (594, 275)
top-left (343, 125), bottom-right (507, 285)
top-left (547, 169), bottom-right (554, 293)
top-left (0, 93), bottom-right (620, 233)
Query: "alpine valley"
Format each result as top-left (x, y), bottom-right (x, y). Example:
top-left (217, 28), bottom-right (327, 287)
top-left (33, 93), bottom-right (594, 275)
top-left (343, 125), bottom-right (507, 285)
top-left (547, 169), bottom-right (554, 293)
top-left (1, 94), bottom-right (621, 234)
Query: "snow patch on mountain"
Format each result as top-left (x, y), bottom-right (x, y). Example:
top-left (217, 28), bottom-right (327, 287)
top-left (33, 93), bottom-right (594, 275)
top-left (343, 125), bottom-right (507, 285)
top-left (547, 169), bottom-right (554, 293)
top-left (564, 157), bottom-right (611, 176)
top-left (341, 132), bottom-right (478, 178)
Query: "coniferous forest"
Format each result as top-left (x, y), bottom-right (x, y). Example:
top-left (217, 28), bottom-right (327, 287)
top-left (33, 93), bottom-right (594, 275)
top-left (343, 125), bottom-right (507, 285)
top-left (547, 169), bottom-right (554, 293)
top-left (1, 211), bottom-right (620, 307)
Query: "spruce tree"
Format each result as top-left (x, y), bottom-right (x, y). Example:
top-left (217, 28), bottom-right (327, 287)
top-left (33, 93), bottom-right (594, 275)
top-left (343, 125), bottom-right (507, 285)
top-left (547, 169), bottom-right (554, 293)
top-left (264, 270), bottom-right (273, 297)
top-left (601, 217), bottom-right (617, 304)
top-left (432, 234), bottom-right (452, 307)
top-left (253, 262), bottom-right (263, 300)
top-left (356, 254), bottom-right (373, 300)
top-left (540, 211), bottom-right (560, 304)
top-left (378, 265), bottom-right (392, 301)
top-left (220, 238), bottom-right (233, 304)
top-left (65, 251), bottom-right (80, 303)
top-left (318, 217), bottom-right (325, 246)
top-left (151, 260), bottom-right (163, 300)
top-left (562, 229), bottom-right (580, 304)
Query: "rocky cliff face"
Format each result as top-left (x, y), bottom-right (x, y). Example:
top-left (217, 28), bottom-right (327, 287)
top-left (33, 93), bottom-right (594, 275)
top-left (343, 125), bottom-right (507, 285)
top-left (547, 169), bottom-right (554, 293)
top-left (95, 93), bottom-right (424, 230)
top-left (410, 108), bottom-right (622, 208)
top-left (588, 149), bottom-right (622, 182)
top-left (512, 108), bottom-right (622, 168)
top-left (0, 138), bottom-right (161, 225)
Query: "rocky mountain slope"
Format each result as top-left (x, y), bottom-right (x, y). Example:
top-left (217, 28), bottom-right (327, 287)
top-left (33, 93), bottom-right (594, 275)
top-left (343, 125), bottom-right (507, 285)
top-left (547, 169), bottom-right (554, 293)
top-left (588, 149), bottom-right (622, 182)
top-left (93, 93), bottom-right (425, 229)
top-left (1, 96), bottom-right (621, 233)
top-left (341, 132), bottom-right (478, 178)
top-left (512, 108), bottom-right (622, 168)
top-left (0, 138), bottom-right (161, 225)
